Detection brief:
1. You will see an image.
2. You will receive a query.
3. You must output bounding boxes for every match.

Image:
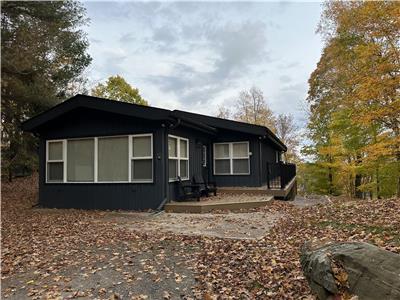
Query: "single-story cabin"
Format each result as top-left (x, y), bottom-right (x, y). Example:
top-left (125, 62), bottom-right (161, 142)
top-left (22, 94), bottom-right (296, 210)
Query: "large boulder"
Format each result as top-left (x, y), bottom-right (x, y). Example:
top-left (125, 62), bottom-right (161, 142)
top-left (300, 241), bottom-right (400, 300)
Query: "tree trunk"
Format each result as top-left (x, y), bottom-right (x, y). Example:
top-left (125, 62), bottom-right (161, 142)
top-left (327, 154), bottom-right (334, 195)
top-left (328, 167), bottom-right (333, 195)
top-left (376, 166), bottom-right (381, 199)
top-left (397, 152), bottom-right (400, 198)
top-left (393, 125), bottom-right (400, 198)
top-left (354, 174), bottom-right (363, 199)
top-left (354, 155), bottom-right (363, 199)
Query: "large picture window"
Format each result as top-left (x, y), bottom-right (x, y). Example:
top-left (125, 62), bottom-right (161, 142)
top-left (168, 135), bottom-right (189, 181)
top-left (213, 142), bottom-right (250, 175)
top-left (98, 136), bottom-right (129, 182)
top-left (46, 134), bottom-right (153, 183)
top-left (67, 139), bottom-right (95, 182)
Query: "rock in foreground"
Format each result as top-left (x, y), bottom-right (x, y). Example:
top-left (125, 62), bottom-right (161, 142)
top-left (300, 241), bottom-right (400, 300)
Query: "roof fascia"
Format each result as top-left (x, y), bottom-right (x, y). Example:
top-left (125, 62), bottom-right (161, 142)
top-left (22, 95), bottom-right (170, 132)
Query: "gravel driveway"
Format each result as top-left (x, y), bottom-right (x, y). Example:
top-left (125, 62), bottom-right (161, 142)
top-left (102, 195), bottom-right (330, 240)
top-left (106, 211), bottom-right (282, 240)
top-left (2, 240), bottom-right (199, 300)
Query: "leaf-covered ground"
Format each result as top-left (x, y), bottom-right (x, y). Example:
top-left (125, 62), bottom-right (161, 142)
top-left (2, 175), bottom-right (399, 299)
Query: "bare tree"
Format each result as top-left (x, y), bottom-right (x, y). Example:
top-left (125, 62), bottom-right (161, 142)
top-left (234, 87), bottom-right (276, 131)
top-left (275, 113), bottom-right (300, 162)
top-left (216, 105), bottom-right (232, 119)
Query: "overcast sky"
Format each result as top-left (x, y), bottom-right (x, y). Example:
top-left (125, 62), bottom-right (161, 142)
top-left (83, 2), bottom-right (324, 128)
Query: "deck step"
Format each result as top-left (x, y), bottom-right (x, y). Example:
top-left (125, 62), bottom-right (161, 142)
top-left (164, 196), bottom-right (273, 213)
top-left (218, 187), bottom-right (273, 196)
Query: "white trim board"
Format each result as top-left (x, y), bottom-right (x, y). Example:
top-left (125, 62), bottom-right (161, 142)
top-left (213, 141), bottom-right (251, 175)
top-left (168, 135), bottom-right (189, 182)
top-left (46, 133), bottom-right (154, 184)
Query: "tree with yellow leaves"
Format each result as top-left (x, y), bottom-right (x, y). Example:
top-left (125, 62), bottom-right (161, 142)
top-left (304, 1), bottom-right (400, 198)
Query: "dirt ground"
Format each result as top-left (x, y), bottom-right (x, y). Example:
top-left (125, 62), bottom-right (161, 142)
top-left (2, 175), bottom-right (336, 300)
top-left (105, 211), bottom-right (282, 240)
top-left (289, 195), bottom-right (333, 207)
top-left (101, 194), bottom-right (329, 240)
top-left (1, 197), bottom-right (298, 299)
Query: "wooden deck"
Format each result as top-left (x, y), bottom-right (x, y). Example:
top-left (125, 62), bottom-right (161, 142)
top-left (164, 195), bottom-right (273, 213)
top-left (218, 178), bottom-right (297, 199)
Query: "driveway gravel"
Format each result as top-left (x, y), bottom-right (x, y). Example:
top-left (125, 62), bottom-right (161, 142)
top-left (107, 211), bottom-right (282, 240)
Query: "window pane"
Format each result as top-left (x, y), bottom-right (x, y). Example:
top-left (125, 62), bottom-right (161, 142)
top-left (98, 137), bottom-right (129, 181)
top-left (48, 142), bottom-right (63, 160)
top-left (180, 139), bottom-right (188, 158)
top-left (133, 136), bottom-right (151, 157)
top-left (233, 143), bottom-right (248, 158)
top-left (214, 159), bottom-right (230, 174)
top-left (202, 145), bottom-right (207, 167)
top-left (169, 159), bottom-right (178, 180)
top-left (132, 159), bottom-right (152, 181)
top-left (214, 144), bottom-right (229, 158)
top-left (67, 139), bottom-right (94, 182)
top-left (233, 159), bottom-right (249, 174)
top-left (180, 160), bottom-right (188, 179)
top-left (47, 162), bottom-right (63, 181)
top-left (168, 137), bottom-right (177, 157)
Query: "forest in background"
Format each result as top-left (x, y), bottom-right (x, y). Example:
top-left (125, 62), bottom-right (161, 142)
top-left (302, 1), bottom-right (399, 199)
top-left (2, 1), bottom-right (399, 199)
top-left (217, 2), bottom-right (399, 200)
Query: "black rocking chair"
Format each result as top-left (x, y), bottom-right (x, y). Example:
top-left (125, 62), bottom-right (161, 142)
top-left (177, 176), bottom-right (200, 202)
top-left (193, 174), bottom-right (217, 197)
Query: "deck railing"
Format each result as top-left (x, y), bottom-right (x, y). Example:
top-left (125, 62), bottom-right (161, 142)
top-left (266, 162), bottom-right (296, 189)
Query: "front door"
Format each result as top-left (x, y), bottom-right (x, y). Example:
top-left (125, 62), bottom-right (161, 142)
top-left (193, 142), bottom-right (211, 183)
top-left (201, 143), bottom-right (209, 181)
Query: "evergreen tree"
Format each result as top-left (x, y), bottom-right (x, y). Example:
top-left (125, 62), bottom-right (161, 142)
top-left (1, 1), bottom-right (92, 180)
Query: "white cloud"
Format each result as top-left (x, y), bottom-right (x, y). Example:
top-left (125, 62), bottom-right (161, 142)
top-left (84, 2), bottom-right (324, 126)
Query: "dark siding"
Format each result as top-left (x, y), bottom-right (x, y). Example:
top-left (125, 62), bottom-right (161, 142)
top-left (38, 108), bottom-right (166, 210)
top-left (37, 108), bottom-right (161, 138)
top-left (261, 140), bottom-right (277, 163)
top-left (35, 106), bottom-right (287, 208)
top-left (260, 139), bottom-right (279, 185)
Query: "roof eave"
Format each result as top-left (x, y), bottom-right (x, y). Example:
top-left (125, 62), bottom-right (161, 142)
top-left (21, 94), bottom-right (171, 132)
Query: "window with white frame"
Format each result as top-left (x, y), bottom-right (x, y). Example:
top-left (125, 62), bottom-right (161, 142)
top-left (131, 135), bottom-right (153, 182)
top-left (46, 134), bottom-right (153, 183)
top-left (46, 140), bottom-right (65, 182)
top-left (67, 138), bottom-right (95, 182)
top-left (213, 142), bottom-right (250, 175)
top-left (168, 135), bottom-right (189, 181)
top-left (98, 136), bottom-right (129, 182)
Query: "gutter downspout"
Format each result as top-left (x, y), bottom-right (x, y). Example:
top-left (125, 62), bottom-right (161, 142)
top-left (155, 118), bottom-right (181, 212)
top-left (155, 198), bottom-right (168, 212)
top-left (259, 137), bottom-right (262, 186)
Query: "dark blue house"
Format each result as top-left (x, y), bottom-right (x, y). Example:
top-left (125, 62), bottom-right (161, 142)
top-left (22, 94), bottom-right (296, 210)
